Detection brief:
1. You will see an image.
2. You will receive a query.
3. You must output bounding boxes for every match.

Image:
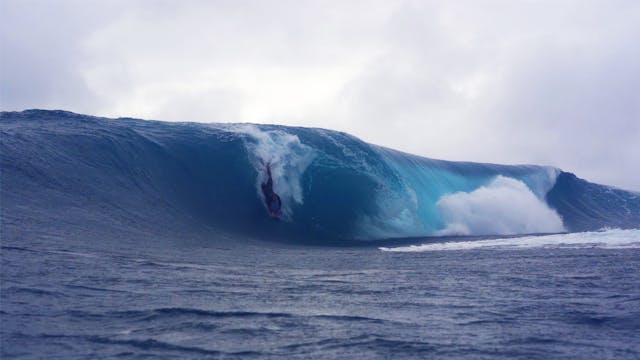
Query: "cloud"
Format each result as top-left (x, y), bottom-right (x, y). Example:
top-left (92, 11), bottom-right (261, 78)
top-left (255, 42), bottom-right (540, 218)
top-left (0, 0), bottom-right (125, 112)
top-left (1, 0), bottom-right (638, 190)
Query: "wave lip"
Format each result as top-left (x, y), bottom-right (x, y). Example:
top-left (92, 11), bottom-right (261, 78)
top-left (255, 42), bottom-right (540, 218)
top-left (379, 229), bottom-right (640, 252)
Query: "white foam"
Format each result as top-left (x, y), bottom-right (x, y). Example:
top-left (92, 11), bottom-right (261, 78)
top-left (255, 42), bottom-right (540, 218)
top-left (232, 124), bottom-right (315, 218)
top-left (435, 176), bottom-right (565, 236)
top-left (380, 228), bottom-right (640, 252)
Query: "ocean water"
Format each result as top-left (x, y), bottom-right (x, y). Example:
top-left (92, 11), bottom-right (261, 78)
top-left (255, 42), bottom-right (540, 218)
top-left (3, 230), bottom-right (640, 358)
top-left (2, 110), bottom-right (640, 358)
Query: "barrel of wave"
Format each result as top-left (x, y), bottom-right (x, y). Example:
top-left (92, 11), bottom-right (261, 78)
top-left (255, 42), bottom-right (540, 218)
top-left (358, 147), bottom-right (565, 238)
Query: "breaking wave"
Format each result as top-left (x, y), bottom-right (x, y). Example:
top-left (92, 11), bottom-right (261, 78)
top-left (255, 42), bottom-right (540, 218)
top-left (435, 176), bottom-right (565, 236)
top-left (1, 110), bottom-right (639, 243)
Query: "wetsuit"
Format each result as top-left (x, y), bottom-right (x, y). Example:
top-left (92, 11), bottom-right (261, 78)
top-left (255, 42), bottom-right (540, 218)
top-left (261, 164), bottom-right (281, 217)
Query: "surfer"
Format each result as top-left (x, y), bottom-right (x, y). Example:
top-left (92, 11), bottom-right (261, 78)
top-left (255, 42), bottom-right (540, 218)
top-left (261, 162), bottom-right (282, 218)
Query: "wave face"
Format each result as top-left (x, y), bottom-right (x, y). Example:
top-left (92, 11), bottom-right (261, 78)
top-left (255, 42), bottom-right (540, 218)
top-left (1, 110), bottom-right (639, 243)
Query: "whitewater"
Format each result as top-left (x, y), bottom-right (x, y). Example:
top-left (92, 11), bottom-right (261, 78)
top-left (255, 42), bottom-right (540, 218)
top-left (2, 110), bottom-right (639, 358)
top-left (381, 228), bottom-right (640, 252)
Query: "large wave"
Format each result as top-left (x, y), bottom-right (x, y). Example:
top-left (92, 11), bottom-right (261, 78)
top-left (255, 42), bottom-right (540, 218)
top-left (1, 110), bottom-right (639, 243)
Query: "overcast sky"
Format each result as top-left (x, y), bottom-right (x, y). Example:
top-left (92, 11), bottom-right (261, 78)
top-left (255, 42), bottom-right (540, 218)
top-left (1, 0), bottom-right (639, 190)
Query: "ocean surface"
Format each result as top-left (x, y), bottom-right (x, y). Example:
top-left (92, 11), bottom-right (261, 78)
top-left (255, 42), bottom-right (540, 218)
top-left (2, 110), bottom-right (640, 358)
top-left (3, 230), bottom-right (640, 358)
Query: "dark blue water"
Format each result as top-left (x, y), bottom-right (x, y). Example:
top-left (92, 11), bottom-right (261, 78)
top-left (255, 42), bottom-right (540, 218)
top-left (2, 110), bottom-right (640, 358)
top-left (3, 232), bottom-right (640, 358)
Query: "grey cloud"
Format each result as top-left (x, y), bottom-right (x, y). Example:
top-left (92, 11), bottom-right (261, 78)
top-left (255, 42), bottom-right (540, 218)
top-left (0, 0), bottom-right (124, 112)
